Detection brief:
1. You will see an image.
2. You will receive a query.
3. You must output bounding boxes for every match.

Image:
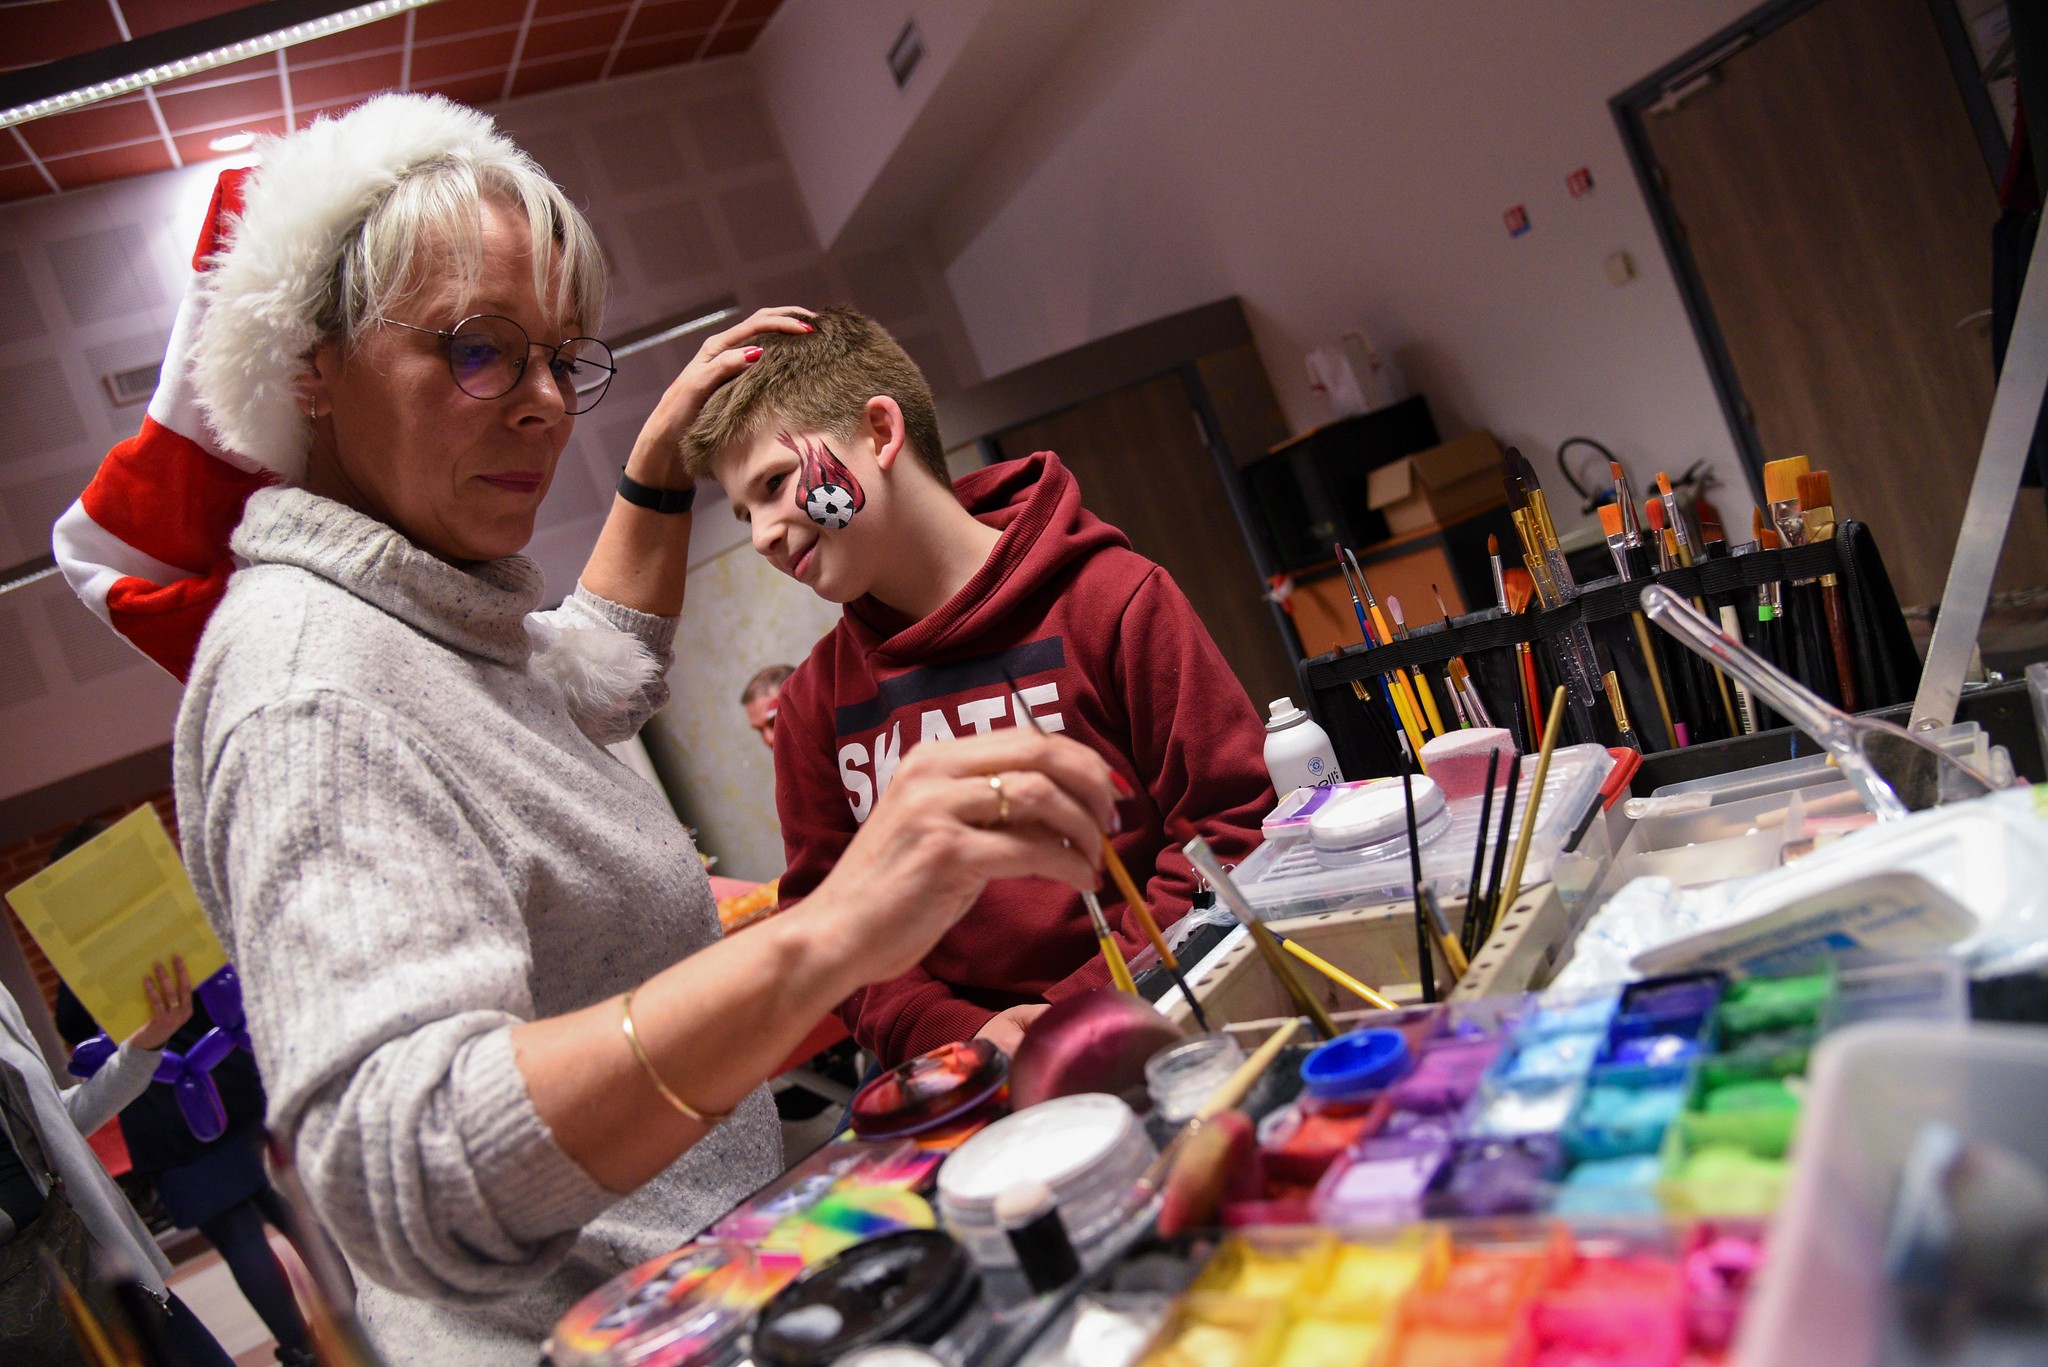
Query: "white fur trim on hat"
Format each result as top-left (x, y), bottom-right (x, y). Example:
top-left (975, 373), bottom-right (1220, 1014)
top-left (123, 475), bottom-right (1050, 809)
top-left (190, 94), bottom-right (516, 484)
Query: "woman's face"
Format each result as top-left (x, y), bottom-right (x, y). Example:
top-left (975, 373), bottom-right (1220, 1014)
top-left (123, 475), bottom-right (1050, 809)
top-left (304, 199), bottom-right (577, 563)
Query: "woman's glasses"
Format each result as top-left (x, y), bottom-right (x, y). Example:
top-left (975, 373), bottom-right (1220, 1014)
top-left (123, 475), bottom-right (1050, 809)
top-left (383, 314), bottom-right (615, 414)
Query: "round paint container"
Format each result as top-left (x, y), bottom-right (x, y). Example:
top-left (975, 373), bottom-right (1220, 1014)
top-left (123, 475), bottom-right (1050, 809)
top-left (1300, 1028), bottom-right (1411, 1105)
top-left (850, 1038), bottom-right (1009, 1140)
top-left (937, 1093), bottom-right (1156, 1267)
top-left (1144, 1032), bottom-right (1247, 1123)
top-left (1309, 776), bottom-right (1448, 868)
top-left (546, 1241), bottom-right (775, 1367)
top-left (750, 1230), bottom-right (979, 1367)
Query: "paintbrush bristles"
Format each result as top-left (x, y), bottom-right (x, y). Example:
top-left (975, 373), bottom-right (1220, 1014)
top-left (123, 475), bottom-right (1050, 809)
top-left (1797, 470), bottom-right (1833, 511)
top-left (1656, 470), bottom-right (1674, 497)
top-left (1598, 503), bottom-right (1624, 536)
top-left (1644, 497), bottom-right (1666, 530)
top-left (1762, 456), bottom-right (1810, 505)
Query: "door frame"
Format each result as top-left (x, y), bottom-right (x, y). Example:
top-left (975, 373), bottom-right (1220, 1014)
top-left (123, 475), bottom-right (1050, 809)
top-left (1610, 0), bottom-right (2009, 505)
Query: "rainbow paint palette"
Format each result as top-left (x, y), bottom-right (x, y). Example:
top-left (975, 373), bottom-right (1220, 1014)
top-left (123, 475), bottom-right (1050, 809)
top-left (546, 1241), bottom-right (790, 1367)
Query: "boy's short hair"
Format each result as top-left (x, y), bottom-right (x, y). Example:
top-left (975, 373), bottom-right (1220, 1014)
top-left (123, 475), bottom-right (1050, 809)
top-left (681, 306), bottom-right (949, 486)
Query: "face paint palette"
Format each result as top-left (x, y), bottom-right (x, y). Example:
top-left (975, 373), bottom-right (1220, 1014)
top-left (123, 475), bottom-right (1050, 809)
top-left (546, 1241), bottom-right (789, 1367)
top-left (751, 1230), bottom-right (981, 1367)
top-left (789, 1189), bottom-right (937, 1265)
top-left (850, 1039), bottom-right (1010, 1140)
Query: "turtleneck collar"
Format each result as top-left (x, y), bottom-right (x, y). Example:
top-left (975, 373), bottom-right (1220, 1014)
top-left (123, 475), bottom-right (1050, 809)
top-left (231, 486), bottom-right (543, 668)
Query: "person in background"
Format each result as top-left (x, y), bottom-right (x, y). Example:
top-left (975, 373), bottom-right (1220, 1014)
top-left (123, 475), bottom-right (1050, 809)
top-left (686, 307), bottom-right (1276, 1064)
top-left (742, 664), bottom-right (795, 750)
top-left (49, 823), bottom-right (312, 1367)
top-left (0, 955), bottom-right (236, 1366)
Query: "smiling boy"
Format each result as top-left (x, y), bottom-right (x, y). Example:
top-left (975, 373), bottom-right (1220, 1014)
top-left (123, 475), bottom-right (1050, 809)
top-left (683, 308), bottom-right (1273, 1064)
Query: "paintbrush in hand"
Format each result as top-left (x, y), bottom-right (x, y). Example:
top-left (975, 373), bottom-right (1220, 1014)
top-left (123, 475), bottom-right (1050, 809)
top-left (1003, 672), bottom-right (1210, 1029)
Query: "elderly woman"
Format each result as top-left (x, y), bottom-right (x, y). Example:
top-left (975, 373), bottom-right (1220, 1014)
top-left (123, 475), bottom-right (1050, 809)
top-left (58, 95), bottom-right (1115, 1366)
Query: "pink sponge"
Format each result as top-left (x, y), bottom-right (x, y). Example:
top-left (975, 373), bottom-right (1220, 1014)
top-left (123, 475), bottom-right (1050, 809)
top-left (1420, 728), bottom-right (1515, 800)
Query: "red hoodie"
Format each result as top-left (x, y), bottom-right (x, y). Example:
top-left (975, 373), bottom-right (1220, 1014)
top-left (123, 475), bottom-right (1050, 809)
top-left (774, 452), bottom-right (1276, 1065)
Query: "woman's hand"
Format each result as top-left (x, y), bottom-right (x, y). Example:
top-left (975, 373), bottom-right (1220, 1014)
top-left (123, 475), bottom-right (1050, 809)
top-left (797, 729), bottom-right (1122, 992)
top-left (624, 306), bottom-right (815, 484)
top-left (126, 956), bottom-right (193, 1050)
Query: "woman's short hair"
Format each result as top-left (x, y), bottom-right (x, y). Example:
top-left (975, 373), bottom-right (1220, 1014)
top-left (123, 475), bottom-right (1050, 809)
top-left (193, 94), bottom-right (606, 485)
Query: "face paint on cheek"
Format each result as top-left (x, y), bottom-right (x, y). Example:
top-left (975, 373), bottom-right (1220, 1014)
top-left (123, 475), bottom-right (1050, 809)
top-left (780, 431), bottom-right (866, 530)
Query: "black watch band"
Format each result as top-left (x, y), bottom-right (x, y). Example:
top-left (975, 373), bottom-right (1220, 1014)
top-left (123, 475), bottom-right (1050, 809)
top-left (616, 471), bottom-right (697, 514)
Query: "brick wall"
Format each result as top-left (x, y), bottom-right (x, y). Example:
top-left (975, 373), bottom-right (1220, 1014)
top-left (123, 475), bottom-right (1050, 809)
top-left (1, 790), bottom-right (178, 1010)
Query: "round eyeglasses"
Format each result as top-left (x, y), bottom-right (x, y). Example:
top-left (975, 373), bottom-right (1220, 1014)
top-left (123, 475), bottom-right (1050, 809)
top-left (382, 314), bottom-right (616, 415)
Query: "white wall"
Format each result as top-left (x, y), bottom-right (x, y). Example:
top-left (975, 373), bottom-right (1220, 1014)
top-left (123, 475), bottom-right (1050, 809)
top-left (926, 0), bottom-right (1763, 529)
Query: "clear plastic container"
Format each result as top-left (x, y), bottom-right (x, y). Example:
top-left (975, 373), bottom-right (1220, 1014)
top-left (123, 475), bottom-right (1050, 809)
top-left (1736, 1023), bottom-right (2048, 1367)
top-left (1230, 744), bottom-right (1615, 919)
top-left (1145, 1033), bottom-right (1246, 1122)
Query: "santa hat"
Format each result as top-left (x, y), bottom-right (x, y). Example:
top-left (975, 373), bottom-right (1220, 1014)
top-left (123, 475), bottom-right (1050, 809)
top-left (54, 95), bottom-right (519, 680)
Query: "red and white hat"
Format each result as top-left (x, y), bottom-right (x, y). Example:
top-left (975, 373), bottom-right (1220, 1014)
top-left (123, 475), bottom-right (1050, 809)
top-left (54, 94), bottom-right (519, 680)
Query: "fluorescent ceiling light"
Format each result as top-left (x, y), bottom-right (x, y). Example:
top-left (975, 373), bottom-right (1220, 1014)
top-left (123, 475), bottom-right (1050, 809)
top-left (611, 305), bottom-right (744, 360)
top-left (207, 132), bottom-right (257, 152)
top-left (0, 0), bottom-right (440, 132)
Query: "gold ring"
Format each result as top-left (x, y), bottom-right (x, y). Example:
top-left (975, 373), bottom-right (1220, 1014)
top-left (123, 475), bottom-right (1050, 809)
top-left (987, 774), bottom-right (1011, 827)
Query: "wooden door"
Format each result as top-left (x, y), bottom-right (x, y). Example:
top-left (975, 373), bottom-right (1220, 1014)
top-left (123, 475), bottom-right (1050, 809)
top-left (993, 373), bottom-right (1300, 710)
top-left (1641, 0), bottom-right (2048, 607)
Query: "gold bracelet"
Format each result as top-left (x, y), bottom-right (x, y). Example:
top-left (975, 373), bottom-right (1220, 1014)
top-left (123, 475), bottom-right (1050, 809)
top-left (619, 988), bottom-right (731, 1125)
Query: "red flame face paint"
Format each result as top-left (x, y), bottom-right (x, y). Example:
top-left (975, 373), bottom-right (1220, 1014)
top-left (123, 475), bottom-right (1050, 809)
top-left (782, 430), bottom-right (866, 529)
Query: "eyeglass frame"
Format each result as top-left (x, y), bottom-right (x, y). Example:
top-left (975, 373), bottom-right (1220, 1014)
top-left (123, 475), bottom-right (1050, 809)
top-left (380, 313), bottom-right (617, 415)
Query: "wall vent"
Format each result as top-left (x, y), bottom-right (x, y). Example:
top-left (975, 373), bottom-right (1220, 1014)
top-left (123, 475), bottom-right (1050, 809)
top-left (888, 19), bottom-right (924, 89)
top-left (102, 361), bottom-right (161, 407)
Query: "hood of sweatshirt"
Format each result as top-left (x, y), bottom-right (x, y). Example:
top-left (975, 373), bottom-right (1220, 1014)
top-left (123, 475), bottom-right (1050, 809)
top-left (846, 451), bottom-right (1128, 663)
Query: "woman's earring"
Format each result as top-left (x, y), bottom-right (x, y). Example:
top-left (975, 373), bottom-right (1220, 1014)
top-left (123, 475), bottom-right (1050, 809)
top-left (306, 395), bottom-right (319, 420)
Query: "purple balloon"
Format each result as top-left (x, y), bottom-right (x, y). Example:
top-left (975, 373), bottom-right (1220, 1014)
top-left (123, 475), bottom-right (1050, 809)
top-left (197, 968), bottom-right (244, 1032)
top-left (186, 1027), bottom-right (236, 1073)
top-left (172, 1070), bottom-right (228, 1142)
top-left (68, 1034), bottom-right (117, 1080)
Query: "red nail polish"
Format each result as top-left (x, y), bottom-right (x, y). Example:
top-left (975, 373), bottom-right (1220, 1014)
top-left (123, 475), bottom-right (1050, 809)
top-left (1110, 772), bottom-right (1135, 799)
top-left (800, 323), bottom-right (815, 333)
top-left (743, 346), bottom-right (763, 361)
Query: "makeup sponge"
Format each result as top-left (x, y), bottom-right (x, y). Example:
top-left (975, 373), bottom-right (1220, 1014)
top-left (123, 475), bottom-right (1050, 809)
top-left (1420, 728), bottom-right (1516, 800)
top-left (1010, 990), bottom-right (1184, 1112)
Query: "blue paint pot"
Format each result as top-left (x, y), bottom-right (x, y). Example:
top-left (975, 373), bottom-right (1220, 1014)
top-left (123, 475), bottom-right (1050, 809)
top-left (1300, 1028), bottom-right (1410, 1103)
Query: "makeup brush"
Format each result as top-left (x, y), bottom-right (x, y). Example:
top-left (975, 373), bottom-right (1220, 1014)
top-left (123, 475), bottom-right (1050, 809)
top-left (1799, 470), bottom-right (1858, 712)
top-left (1487, 534), bottom-right (1510, 615)
top-left (1003, 673), bottom-right (1208, 1030)
top-left (1339, 546), bottom-right (1428, 758)
top-left (1183, 837), bottom-right (1338, 1038)
top-left (1082, 891), bottom-right (1139, 995)
top-left (1763, 456), bottom-right (1811, 556)
top-left (1351, 553), bottom-right (1434, 743)
top-left (1389, 597), bottom-right (1449, 735)
top-left (1402, 770), bottom-right (1443, 1002)
top-left (1644, 496), bottom-right (1674, 573)
top-left (1419, 886), bottom-right (1466, 983)
top-left (1598, 501), bottom-right (1633, 580)
top-left (1499, 687), bottom-right (1568, 917)
top-left (1719, 601), bottom-right (1759, 734)
top-left (1597, 644), bottom-right (1638, 750)
top-left (1275, 933), bottom-right (1397, 1010)
top-left (1462, 748), bottom-right (1500, 959)
top-left (1479, 751), bottom-right (1522, 945)
top-left (1612, 460), bottom-right (1644, 550)
top-left (1430, 583), bottom-right (1489, 727)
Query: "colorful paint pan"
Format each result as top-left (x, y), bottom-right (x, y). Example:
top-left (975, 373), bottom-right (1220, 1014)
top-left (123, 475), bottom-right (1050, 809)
top-left (546, 1241), bottom-right (788, 1367)
top-left (752, 1230), bottom-right (981, 1367)
top-left (792, 1189), bottom-right (936, 1265)
top-left (850, 1039), bottom-right (1009, 1140)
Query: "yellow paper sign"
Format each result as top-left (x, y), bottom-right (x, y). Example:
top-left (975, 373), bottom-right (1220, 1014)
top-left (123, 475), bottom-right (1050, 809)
top-left (5, 806), bottom-right (227, 1041)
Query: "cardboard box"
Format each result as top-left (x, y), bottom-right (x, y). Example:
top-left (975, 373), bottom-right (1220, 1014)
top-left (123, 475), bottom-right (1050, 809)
top-left (1365, 430), bottom-right (1506, 535)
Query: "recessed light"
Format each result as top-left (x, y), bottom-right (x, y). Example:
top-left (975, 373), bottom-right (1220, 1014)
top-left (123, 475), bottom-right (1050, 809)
top-left (207, 132), bottom-right (256, 153)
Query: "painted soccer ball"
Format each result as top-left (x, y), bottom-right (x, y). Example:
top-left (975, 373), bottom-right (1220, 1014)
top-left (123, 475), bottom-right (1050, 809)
top-left (805, 483), bottom-right (857, 529)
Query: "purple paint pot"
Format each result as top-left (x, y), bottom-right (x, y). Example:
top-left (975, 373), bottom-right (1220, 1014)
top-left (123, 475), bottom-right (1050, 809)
top-left (1435, 1135), bottom-right (1565, 1217)
top-left (1386, 1038), bottom-right (1501, 1115)
top-left (1309, 1135), bottom-right (1450, 1226)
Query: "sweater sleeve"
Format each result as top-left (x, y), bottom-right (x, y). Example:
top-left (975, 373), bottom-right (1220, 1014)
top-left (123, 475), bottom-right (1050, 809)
top-left (199, 689), bottom-right (615, 1304)
top-left (59, 1042), bottom-right (161, 1136)
top-left (530, 583), bottom-right (678, 743)
top-left (1111, 568), bottom-right (1275, 926)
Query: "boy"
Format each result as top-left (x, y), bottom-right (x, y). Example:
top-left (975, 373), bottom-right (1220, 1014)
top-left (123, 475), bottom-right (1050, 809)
top-left (684, 309), bottom-right (1274, 1064)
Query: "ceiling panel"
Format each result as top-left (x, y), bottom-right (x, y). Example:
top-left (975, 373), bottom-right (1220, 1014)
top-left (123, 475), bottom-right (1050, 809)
top-left (17, 99), bottom-right (159, 161)
top-left (1, 0), bottom-right (787, 204)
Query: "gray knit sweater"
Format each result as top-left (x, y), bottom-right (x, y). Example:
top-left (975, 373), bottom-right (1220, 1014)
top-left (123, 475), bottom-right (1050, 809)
top-left (173, 487), bottom-right (781, 1366)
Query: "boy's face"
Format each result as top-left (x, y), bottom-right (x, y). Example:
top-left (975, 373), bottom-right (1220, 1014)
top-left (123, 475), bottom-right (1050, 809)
top-left (715, 417), bottom-right (889, 604)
